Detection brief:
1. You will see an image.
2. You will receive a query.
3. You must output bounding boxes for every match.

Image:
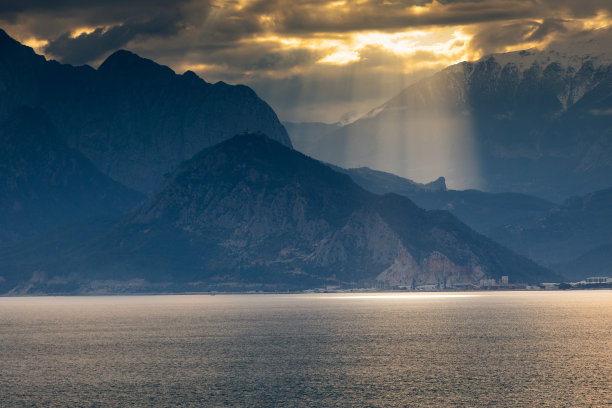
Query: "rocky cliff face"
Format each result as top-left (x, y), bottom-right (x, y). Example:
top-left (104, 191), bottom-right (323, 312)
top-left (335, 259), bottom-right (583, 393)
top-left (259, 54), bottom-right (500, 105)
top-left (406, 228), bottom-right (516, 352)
top-left (0, 108), bottom-right (144, 242)
top-left (0, 133), bottom-right (558, 293)
top-left (334, 166), bottom-right (447, 195)
top-left (0, 29), bottom-right (291, 193)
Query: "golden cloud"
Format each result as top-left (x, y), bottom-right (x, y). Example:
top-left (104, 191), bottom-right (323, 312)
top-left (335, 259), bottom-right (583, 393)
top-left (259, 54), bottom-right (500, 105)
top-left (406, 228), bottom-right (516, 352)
top-left (4, 0), bottom-right (612, 121)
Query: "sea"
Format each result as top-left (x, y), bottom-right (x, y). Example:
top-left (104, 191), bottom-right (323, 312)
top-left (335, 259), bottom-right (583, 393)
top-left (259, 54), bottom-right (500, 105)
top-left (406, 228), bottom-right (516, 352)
top-left (1, 291), bottom-right (611, 407)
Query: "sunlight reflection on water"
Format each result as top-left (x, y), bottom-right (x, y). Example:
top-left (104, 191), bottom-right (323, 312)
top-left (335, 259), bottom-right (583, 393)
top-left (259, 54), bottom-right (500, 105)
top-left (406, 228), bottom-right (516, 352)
top-left (311, 293), bottom-right (477, 300)
top-left (1, 291), bottom-right (611, 407)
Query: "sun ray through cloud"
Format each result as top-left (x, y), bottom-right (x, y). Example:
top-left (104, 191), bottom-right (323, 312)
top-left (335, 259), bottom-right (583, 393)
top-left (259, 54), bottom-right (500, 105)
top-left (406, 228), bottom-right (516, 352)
top-left (3, 0), bottom-right (612, 185)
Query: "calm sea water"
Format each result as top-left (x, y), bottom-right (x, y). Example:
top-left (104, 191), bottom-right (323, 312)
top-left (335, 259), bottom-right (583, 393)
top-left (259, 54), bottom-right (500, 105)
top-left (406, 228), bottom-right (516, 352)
top-left (1, 291), bottom-right (611, 407)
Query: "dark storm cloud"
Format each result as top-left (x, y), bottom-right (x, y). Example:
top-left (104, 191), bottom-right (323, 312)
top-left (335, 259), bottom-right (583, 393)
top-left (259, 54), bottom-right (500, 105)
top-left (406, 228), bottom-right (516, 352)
top-left (5, 0), bottom-right (612, 65)
top-left (44, 14), bottom-right (185, 66)
top-left (0, 0), bottom-right (193, 16)
top-left (526, 18), bottom-right (567, 41)
top-left (468, 17), bottom-right (572, 55)
top-left (469, 20), bottom-right (542, 54)
top-left (228, 0), bottom-right (583, 36)
top-left (248, 0), bottom-right (612, 36)
top-left (537, 0), bottom-right (612, 18)
top-left (0, 0), bottom-right (210, 52)
top-left (275, 0), bottom-right (536, 33)
top-left (3, 0), bottom-right (612, 122)
top-left (200, 44), bottom-right (322, 73)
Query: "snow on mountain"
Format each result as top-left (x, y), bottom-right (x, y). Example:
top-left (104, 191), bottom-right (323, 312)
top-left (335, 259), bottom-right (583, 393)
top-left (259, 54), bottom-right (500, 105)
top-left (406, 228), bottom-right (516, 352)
top-left (306, 30), bottom-right (612, 200)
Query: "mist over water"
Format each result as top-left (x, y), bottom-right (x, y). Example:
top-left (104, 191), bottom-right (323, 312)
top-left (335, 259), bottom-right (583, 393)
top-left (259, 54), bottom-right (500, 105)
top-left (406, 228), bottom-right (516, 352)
top-left (1, 292), bottom-right (611, 407)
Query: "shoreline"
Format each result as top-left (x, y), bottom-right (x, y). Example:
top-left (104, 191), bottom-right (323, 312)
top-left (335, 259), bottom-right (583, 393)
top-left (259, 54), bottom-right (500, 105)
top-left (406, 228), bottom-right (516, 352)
top-left (2, 286), bottom-right (611, 297)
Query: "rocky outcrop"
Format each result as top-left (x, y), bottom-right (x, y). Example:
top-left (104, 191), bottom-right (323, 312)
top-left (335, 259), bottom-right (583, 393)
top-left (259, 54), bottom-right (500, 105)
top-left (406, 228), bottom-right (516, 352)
top-left (378, 250), bottom-right (486, 287)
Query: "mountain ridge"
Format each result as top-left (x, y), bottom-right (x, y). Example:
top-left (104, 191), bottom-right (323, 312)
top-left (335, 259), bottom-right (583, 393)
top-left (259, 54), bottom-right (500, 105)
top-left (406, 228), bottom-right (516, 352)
top-left (303, 46), bottom-right (612, 200)
top-left (0, 133), bottom-right (560, 294)
top-left (0, 29), bottom-right (292, 193)
top-left (491, 185), bottom-right (612, 278)
top-left (334, 166), bottom-right (555, 236)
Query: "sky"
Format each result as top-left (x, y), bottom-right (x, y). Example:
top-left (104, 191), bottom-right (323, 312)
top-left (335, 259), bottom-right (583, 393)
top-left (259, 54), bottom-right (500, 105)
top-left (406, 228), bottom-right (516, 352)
top-left (3, 0), bottom-right (612, 123)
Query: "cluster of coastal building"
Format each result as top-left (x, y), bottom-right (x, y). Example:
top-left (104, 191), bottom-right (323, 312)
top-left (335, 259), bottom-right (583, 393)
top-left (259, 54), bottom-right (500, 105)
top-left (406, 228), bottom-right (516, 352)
top-left (412, 275), bottom-right (612, 291)
top-left (317, 276), bottom-right (612, 292)
top-left (541, 276), bottom-right (612, 289)
top-left (408, 276), bottom-right (510, 291)
top-left (413, 275), bottom-right (612, 291)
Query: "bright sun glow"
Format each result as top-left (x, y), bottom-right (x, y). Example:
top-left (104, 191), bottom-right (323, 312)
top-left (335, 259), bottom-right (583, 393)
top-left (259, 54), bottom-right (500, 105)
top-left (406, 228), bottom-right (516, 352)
top-left (70, 26), bottom-right (98, 38)
top-left (251, 28), bottom-right (472, 72)
top-left (581, 11), bottom-right (612, 30)
top-left (318, 49), bottom-right (361, 65)
top-left (182, 63), bottom-right (218, 72)
top-left (23, 38), bottom-right (49, 52)
top-left (352, 29), bottom-right (471, 63)
top-left (327, 1), bottom-right (347, 8)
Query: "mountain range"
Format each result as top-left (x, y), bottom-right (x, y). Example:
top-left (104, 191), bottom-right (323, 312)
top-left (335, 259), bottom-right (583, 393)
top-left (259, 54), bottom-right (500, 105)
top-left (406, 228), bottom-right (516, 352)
top-left (301, 43), bottom-right (612, 201)
top-left (335, 166), bottom-right (611, 281)
top-left (553, 244), bottom-right (612, 281)
top-left (334, 166), bottom-right (555, 236)
top-left (491, 186), bottom-right (612, 279)
top-left (0, 29), bottom-right (291, 193)
top-left (3, 29), bottom-right (609, 293)
top-left (0, 134), bottom-right (559, 294)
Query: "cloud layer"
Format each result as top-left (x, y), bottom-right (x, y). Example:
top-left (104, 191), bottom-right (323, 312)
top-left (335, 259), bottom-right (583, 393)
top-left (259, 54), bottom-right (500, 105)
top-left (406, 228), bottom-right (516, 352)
top-left (3, 0), bottom-right (612, 121)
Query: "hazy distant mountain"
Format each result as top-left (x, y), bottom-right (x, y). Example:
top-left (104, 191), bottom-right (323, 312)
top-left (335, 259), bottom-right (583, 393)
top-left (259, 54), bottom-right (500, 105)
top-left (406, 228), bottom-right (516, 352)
top-left (492, 186), bottom-right (612, 278)
top-left (336, 166), bottom-right (447, 195)
top-left (0, 29), bottom-right (291, 193)
top-left (0, 134), bottom-right (559, 294)
top-left (306, 40), bottom-right (612, 201)
top-left (0, 108), bottom-right (144, 242)
top-left (407, 189), bottom-right (556, 236)
top-left (283, 121), bottom-right (341, 157)
top-left (338, 167), bottom-right (555, 236)
top-left (552, 244), bottom-right (612, 281)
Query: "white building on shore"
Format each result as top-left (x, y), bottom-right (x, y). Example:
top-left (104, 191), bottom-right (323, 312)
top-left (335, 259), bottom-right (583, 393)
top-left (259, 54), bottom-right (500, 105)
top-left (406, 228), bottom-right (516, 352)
top-left (584, 277), bottom-right (611, 284)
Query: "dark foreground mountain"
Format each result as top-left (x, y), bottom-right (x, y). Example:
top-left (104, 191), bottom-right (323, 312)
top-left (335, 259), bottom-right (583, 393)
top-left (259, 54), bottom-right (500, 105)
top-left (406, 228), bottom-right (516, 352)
top-left (0, 134), bottom-right (559, 294)
top-left (491, 186), bottom-right (612, 279)
top-left (306, 33), bottom-right (612, 201)
top-left (0, 108), bottom-right (144, 242)
top-left (0, 29), bottom-right (291, 193)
